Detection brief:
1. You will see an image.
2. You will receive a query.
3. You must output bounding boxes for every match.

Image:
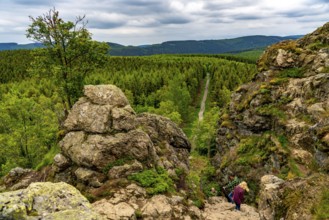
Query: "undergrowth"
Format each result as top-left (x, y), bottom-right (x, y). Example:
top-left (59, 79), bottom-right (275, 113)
top-left (128, 167), bottom-right (174, 195)
top-left (35, 145), bottom-right (60, 171)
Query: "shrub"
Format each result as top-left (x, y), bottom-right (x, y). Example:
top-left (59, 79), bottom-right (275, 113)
top-left (35, 145), bottom-right (60, 171)
top-left (128, 167), bottom-right (174, 195)
top-left (256, 104), bottom-right (286, 119)
top-left (278, 68), bottom-right (303, 78)
top-left (235, 134), bottom-right (276, 166)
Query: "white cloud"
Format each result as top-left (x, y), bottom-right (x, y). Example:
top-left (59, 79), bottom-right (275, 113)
top-left (0, 0), bottom-right (328, 45)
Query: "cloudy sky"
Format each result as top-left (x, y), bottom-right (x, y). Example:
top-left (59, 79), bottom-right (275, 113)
top-left (0, 0), bottom-right (328, 46)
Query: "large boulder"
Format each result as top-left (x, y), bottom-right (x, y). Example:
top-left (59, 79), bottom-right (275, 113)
top-left (50, 84), bottom-right (191, 198)
top-left (0, 182), bottom-right (102, 220)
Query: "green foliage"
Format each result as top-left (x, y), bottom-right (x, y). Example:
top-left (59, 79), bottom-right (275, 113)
top-left (35, 145), bottom-right (60, 170)
top-left (186, 154), bottom-right (209, 208)
top-left (235, 134), bottom-right (276, 166)
top-left (307, 41), bottom-right (329, 50)
top-left (288, 159), bottom-right (302, 178)
top-left (200, 165), bottom-right (220, 198)
top-left (128, 167), bottom-right (174, 195)
top-left (274, 188), bottom-right (303, 219)
top-left (186, 154), bottom-right (220, 208)
top-left (148, 101), bottom-right (182, 125)
top-left (231, 49), bottom-right (264, 63)
top-left (278, 68), bottom-right (304, 78)
top-left (211, 60), bottom-right (257, 104)
top-left (192, 107), bottom-right (219, 156)
top-left (26, 8), bottom-right (109, 109)
top-left (313, 189), bottom-right (329, 219)
top-left (0, 82), bottom-right (59, 176)
top-left (135, 209), bottom-right (143, 219)
top-left (0, 48), bottom-right (256, 176)
top-left (0, 50), bottom-right (33, 83)
top-left (217, 86), bottom-right (231, 107)
top-left (278, 135), bottom-right (289, 151)
top-left (256, 104), bottom-right (286, 120)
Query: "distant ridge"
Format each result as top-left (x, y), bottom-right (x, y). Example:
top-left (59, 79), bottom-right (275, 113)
top-left (0, 42), bottom-right (43, 51)
top-left (108, 35), bottom-right (303, 56)
top-left (0, 35), bottom-right (302, 55)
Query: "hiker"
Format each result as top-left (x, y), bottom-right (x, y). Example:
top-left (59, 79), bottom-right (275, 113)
top-left (222, 174), bottom-right (241, 202)
top-left (232, 181), bottom-right (249, 211)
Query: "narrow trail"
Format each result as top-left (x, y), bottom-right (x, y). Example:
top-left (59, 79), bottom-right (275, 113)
top-left (198, 74), bottom-right (210, 121)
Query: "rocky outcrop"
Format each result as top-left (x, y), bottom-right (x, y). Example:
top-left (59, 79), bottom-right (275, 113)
top-left (0, 182), bottom-right (101, 220)
top-left (258, 174), bottom-right (329, 220)
top-left (213, 23), bottom-right (329, 219)
top-left (215, 22), bottom-right (329, 218)
top-left (50, 84), bottom-right (191, 195)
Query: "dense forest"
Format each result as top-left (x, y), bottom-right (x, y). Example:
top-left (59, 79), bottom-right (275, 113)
top-left (0, 49), bottom-right (257, 177)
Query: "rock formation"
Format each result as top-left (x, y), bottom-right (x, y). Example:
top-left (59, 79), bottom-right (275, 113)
top-left (215, 22), bottom-right (329, 218)
top-left (0, 182), bottom-right (101, 219)
top-left (50, 84), bottom-right (191, 194)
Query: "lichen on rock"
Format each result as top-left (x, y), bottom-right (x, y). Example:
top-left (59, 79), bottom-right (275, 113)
top-left (0, 182), bottom-right (102, 220)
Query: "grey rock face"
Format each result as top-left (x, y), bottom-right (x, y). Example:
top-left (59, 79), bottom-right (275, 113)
top-left (54, 85), bottom-right (191, 193)
top-left (64, 98), bottom-right (113, 133)
top-left (60, 130), bottom-right (155, 170)
top-left (84, 84), bottom-right (129, 106)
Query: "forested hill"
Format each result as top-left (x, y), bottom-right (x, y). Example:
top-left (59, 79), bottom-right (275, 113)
top-left (0, 35), bottom-right (302, 55)
top-left (108, 35), bottom-right (302, 56)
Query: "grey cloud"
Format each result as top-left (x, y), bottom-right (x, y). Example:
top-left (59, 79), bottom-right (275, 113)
top-left (109, 0), bottom-right (170, 15)
top-left (12, 0), bottom-right (61, 6)
top-left (297, 17), bottom-right (329, 23)
top-left (308, 0), bottom-right (329, 3)
top-left (204, 0), bottom-right (260, 11)
top-left (279, 8), bottom-right (329, 18)
top-left (158, 16), bottom-right (192, 25)
top-left (113, 0), bottom-right (161, 7)
top-left (88, 20), bottom-right (126, 29)
top-left (234, 14), bottom-right (265, 20)
top-left (207, 18), bottom-right (234, 24)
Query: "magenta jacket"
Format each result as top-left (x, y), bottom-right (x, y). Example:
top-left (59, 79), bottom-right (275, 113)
top-left (232, 186), bottom-right (244, 205)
